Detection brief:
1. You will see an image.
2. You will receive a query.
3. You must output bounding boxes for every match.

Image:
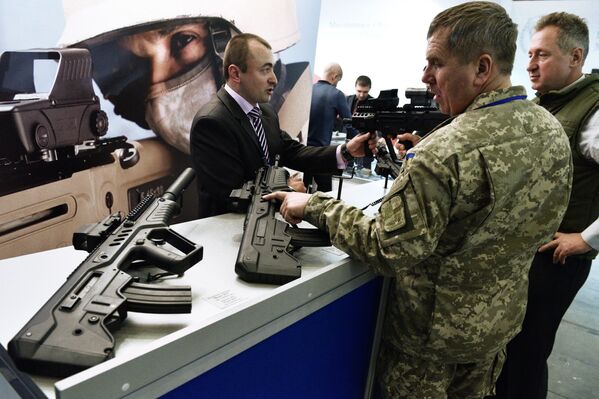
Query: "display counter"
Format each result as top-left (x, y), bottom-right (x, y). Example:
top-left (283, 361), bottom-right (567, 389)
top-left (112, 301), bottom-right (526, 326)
top-left (0, 178), bottom-right (391, 399)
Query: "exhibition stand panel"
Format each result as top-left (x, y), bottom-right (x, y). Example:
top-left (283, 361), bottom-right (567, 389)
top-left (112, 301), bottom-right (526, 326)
top-left (0, 179), bottom-right (390, 398)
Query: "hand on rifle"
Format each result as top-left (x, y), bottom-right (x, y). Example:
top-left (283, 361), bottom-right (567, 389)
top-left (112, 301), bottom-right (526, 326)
top-left (263, 191), bottom-right (310, 225)
top-left (395, 132), bottom-right (422, 159)
top-left (347, 132), bottom-right (378, 157)
top-left (287, 172), bottom-right (307, 193)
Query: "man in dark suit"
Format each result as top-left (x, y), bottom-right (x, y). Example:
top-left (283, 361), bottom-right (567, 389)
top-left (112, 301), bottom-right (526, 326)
top-left (190, 33), bottom-right (371, 218)
top-left (345, 75), bottom-right (374, 173)
top-left (346, 75), bottom-right (373, 118)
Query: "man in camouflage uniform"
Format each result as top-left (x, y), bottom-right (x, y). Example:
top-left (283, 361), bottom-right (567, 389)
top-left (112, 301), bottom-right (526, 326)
top-left (494, 12), bottom-right (599, 399)
top-left (266, 2), bottom-right (572, 397)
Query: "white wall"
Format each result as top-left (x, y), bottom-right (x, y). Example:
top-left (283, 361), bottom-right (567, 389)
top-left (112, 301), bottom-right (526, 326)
top-left (315, 0), bottom-right (599, 101)
top-left (0, 0), bottom-right (65, 52)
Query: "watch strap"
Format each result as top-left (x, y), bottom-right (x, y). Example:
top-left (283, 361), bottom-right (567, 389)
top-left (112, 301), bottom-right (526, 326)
top-left (341, 143), bottom-right (354, 162)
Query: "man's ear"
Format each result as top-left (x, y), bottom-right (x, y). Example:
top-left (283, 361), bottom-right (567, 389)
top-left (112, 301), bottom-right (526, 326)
top-left (570, 47), bottom-right (584, 68)
top-left (474, 54), bottom-right (493, 86)
top-left (228, 64), bottom-right (241, 82)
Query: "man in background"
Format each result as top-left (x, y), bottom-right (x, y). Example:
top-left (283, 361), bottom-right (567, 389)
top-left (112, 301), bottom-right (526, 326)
top-left (494, 12), bottom-right (599, 399)
top-left (304, 62), bottom-right (352, 192)
top-left (347, 75), bottom-right (373, 119)
top-left (345, 75), bottom-right (374, 173)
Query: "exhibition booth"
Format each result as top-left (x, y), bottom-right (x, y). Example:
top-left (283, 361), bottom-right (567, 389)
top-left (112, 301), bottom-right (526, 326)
top-left (1, 0), bottom-right (598, 398)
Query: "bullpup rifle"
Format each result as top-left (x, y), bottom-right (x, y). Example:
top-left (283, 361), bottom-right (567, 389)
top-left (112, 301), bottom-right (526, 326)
top-left (8, 168), bottom-right (203, 377)
top-left (230, 161), bottom-right (331, 285)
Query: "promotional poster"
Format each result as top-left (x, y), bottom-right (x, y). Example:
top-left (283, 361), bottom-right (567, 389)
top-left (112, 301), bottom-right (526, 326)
top-left (0, 0), bottom-right (320, 258)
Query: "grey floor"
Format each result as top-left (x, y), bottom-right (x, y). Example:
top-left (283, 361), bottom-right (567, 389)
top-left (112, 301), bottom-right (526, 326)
top-left (548, 258), bottom-right (599, 399)
top-left (330, 159), bottom-right (599, 399)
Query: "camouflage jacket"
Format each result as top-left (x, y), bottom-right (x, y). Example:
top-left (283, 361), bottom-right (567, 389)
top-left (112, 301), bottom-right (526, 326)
top-left (304, 86), bottom-right (572, 363)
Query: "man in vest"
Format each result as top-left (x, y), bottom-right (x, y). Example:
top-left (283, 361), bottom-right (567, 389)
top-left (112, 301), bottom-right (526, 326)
top-left (494, 12), bottom-right (599, 399)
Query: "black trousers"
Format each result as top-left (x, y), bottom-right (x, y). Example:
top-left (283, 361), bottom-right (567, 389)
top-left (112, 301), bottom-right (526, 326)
top-left (493, 250), bottom-right (592, 399)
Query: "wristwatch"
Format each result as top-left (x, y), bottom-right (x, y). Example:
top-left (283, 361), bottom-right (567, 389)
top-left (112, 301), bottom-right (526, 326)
top-left (340, 143), bottom-right (354, 163)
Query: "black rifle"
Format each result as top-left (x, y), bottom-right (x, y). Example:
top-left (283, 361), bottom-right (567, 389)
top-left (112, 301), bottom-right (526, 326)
top-left (373, 141), bottom-right (402, 180)
top-left (230, 162), bottom-right (331, 285)
top-left (345, 88), bottom-right (449, 176)
top-left (7, 168), bottom-right (203, 377)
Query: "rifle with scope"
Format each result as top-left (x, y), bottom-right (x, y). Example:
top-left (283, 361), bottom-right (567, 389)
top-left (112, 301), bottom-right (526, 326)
top-left (0, 48), bottom-right (136, 197)
top-left (7, 168), bottom-right (203, 377)
top-left (344, 88), bottom-right (449, 176)
top-left (0, 48), bottom-right (196, 261)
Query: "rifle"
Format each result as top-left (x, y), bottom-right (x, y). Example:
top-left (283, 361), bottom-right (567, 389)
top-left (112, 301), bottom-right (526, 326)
top-left (0, 45), bottom-right (197, 262)
top-left (373, 141), bottom-right (402, 180)
top-left (7, 168), bottom-right (203, 377)
top-left (230, 161), bottom-right (331, 285)
top-left (345, 88), bottom-right (449, 176)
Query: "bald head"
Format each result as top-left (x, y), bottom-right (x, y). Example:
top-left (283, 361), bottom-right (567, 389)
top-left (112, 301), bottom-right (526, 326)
top-left (323, 62), bottom-right (343, 86)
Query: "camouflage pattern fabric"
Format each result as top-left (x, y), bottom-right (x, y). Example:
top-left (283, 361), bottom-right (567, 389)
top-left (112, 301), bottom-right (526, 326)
top-left (376, 341), bottom-right (505, 398)
top-left (304, 86), bottom-right (572, 369)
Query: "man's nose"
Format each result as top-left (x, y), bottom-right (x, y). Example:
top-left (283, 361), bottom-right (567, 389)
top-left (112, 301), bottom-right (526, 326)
top-left (269, 70), bottom-right (278, 86)
top-left (526, 57), bottom-right (537, 72)
top-left (421, 66), bottom-right (433, 85)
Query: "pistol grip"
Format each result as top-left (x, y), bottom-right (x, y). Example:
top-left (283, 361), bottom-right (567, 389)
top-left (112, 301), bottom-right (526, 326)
top-left (129, 227), bottom-right (203, 276)
top-left (397, 140), bottom-right (413, 151)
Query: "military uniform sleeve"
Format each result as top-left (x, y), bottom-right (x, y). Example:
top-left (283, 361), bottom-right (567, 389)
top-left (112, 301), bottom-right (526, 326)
top-left (304, 152), bottom-right (456, 276)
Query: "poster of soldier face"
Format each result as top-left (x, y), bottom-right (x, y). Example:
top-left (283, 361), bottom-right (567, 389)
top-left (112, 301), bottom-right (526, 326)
top-left (55, 0), bottom-right (315, 154)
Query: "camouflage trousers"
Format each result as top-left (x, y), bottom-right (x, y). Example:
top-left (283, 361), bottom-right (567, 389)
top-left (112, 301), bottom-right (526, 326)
top-left (375, 341), bottom-right (506, 399)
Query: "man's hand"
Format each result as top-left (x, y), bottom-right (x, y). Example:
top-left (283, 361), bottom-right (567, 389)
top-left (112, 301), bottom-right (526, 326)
top-left (395, 133), bottom-right (422, 158)
top-left (538, 232), bottom-right (592, 264)
top-left (262, 191), bottom-right (311, 225)
top-left (287, 172), bottom-right (306, 193)
top-left (347, 132), bottom-right (377, 157)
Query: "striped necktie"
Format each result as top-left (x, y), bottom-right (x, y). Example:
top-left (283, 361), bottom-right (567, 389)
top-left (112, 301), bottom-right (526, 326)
top-left (248, 106), bottom-right (270, 164)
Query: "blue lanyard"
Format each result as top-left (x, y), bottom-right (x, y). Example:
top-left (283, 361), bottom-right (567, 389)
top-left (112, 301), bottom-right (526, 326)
top-left (476, 95), bottom-right (527, 110)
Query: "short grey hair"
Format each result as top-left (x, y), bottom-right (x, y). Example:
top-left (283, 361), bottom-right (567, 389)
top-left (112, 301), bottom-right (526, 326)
top-left (534, 12), bottom-right (589, 62)
top-left (427, 1), bottom-right (518, 75)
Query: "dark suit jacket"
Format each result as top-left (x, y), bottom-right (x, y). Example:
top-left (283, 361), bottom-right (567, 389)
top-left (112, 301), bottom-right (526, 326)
top-left (191, 87), bottom-right (339, 218)
top-left (344, 94), bottom-right (374, 139)
top-left (346, 94), bottom-right (373, 113)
